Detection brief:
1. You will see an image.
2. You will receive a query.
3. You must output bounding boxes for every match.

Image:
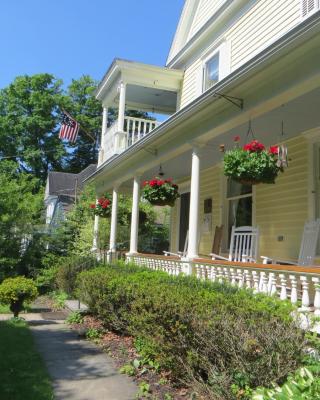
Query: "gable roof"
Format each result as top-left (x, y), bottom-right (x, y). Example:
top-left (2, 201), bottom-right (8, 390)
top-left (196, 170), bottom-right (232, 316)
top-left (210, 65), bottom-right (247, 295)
top-left (166, 0), bottom-right (232, 67)
top-left (167, 0), bottom-right (198, 65)
top-left (45, 164), bottom-right (97, 199)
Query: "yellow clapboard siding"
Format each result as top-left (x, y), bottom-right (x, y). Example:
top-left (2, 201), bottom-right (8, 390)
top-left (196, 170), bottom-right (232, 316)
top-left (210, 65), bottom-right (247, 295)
top-left (170, 135), bottom-right (310, 261)
top-left (256, 136), bottom-right (309, 260)
top-left (227, 0), bottom-right (300, 70)
top-left (180, 0), bottom-right (301, 107)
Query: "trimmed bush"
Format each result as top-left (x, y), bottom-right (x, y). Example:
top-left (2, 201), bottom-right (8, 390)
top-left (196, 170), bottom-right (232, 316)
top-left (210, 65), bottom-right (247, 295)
top-left (56, 256), bottom-right (97, 295)
top-left (76, 264), bottom-right (305, 399)
top-left (0, 276), bottom-right (38, 317)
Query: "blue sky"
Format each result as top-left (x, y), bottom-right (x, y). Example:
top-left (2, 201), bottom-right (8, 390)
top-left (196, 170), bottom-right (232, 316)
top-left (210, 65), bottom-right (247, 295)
top-left (0, 0), bottom-right (184, 89)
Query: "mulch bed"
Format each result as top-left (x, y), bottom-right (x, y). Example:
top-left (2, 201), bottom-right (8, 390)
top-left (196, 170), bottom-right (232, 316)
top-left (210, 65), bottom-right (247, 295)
top-left (70, 315), bottom-right (193, 400)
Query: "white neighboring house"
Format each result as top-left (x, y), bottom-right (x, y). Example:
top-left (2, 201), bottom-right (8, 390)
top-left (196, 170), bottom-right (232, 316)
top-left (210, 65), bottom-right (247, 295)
top-left (84, 1), bottom-right (320, 309)
top-left (44, 165), bottom-right (96, 228)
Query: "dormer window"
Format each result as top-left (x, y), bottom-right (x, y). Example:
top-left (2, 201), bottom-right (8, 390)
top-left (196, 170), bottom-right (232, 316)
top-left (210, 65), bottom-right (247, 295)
top-left (204, 53), bottom-right (220, 90)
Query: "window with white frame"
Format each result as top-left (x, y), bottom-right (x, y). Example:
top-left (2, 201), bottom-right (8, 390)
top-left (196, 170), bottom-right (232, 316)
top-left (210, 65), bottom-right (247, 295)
top-left (301, 0), bottom-right (319, 18)
top-left (226, 179), bottom-right (252, 246)
top-left (201, 41), bottom-right (230, 93)
top-left (203, 53), bottom-right (220, 91)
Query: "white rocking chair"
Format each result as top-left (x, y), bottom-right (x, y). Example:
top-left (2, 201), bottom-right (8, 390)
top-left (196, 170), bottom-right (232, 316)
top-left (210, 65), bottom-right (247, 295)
top-left (210, 226), bottom-right (259, 263)
top-left (261, 219), bottom-right (320, 266)
top-left (163, 231), bottom-right (189, 258)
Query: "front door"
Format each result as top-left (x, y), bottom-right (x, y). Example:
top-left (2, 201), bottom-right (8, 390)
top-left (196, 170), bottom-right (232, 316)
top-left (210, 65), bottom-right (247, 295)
top-left (179, 192), bottom-right (190, 252)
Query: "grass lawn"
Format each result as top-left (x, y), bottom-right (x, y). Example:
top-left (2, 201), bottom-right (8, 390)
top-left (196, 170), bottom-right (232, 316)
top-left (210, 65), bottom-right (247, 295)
top-left (0, 319), bottom-right (54, 400)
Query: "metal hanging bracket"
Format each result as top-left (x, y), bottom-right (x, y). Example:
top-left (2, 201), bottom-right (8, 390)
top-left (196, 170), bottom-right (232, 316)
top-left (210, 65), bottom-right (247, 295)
top-left (213, 92), bottom-right (244, 110)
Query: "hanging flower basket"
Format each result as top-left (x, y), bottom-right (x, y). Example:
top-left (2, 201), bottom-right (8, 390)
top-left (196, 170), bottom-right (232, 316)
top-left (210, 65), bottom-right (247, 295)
top-left (89, 196), bottom-right (111, 218)
top-left (142, 178), bottom-right (180, 207)
top-left (223, 137), bottom-right (287, 185)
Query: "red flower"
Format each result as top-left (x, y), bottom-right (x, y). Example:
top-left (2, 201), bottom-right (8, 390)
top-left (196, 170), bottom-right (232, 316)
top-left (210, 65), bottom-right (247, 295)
top-left (157, 179), bottom-right (165, 186)
top-left (142, 180), bottom-right (148, 187)
top-left (149, 179), bottom-right (157, 187)
top-left (234, 135), bottom-right (240, 142)
top-left (101, 199), bottom-right (110, 209)
top-left (269, 145), bottom-right (279, 155)
top-left (243, 140), bottom-right (265, 152)
top-left (90, 204), bottom-right (96, 209)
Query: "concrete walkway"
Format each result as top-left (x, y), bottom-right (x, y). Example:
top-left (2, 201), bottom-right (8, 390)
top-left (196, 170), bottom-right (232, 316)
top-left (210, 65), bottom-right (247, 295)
top-left (29, 317), bottom-right (138, 400)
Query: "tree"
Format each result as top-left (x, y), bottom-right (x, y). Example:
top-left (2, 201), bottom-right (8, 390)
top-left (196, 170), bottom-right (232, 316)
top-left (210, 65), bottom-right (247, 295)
top-left (0, 161), bottom-right (43, 280)
top-left (63, 75), bottom-right (102, 173)
top-left (0, 74), bottom-right (66, 182)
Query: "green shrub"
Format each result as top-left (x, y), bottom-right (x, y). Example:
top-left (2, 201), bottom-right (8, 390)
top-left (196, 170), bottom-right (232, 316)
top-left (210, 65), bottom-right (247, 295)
top-left (56, 256), bottom-right (97, 295)
top-left (35, 267), bottom-right (58, 294)
top-left (66, 311), bottom-right (84, 324)
top-left (50, 291), bottom-right (68, 310)
top-left (76, 264), bottom-right (305, 399)
top-left (0, 277), bottom-right (38, 317)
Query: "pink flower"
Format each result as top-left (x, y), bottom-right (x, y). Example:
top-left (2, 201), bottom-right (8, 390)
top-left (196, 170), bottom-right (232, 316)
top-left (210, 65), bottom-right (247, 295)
top-left (90, 204), bottom-right (96, 209)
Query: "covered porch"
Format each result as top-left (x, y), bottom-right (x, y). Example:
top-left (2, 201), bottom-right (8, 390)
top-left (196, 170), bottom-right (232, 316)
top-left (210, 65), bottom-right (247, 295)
top-left (87, 16), bottom-right (320, 310)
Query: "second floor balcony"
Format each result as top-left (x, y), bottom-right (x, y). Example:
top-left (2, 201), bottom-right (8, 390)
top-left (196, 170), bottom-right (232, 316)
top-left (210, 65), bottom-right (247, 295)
top-left (101, 115), bottom-right (161, 163)
top-left (96, 59), bottom-right (183, 165)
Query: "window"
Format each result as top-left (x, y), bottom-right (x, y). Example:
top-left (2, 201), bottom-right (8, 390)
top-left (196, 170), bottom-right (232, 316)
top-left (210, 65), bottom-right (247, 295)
top-left (200, 41), bottom-right (230, 94)
top-left (203, 53), bottom-right (220, 91)
top-left (301, 0), bottom-right (319, 18)
top-left (226, 180), bottom-right (252, 245)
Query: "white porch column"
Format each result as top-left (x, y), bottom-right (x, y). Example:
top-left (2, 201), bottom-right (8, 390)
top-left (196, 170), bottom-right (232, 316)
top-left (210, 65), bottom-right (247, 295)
top-left (129, 175), bottom-right (140, 255)
top-left (91, 213), bottom-right (99, 252)
top-left (115, 81), bottom-right (126, 153)
top-left (187, 146), bottom-right (201, 259)
top-left (108, 186), bottom-right (119, 256)
top-left (98, 107), bottom-right (108, 165)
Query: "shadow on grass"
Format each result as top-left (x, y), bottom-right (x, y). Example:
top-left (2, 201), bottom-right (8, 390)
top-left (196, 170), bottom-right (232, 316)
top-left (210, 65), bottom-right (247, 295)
top-left (0, 319), bottom-right (54, 400)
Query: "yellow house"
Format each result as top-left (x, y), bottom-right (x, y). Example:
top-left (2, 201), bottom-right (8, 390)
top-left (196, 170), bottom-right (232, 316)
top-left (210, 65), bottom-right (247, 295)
top-left (87, 0), bottom-right (320, 284)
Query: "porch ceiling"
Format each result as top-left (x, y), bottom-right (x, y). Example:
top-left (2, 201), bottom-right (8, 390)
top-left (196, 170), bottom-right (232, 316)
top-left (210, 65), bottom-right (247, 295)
top-left (95, 58), bottom-right (183, 111)
top-left (125, 84), bottom-right (178, 114)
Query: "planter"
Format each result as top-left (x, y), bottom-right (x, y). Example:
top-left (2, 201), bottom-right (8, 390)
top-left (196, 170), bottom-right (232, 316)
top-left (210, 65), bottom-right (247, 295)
top-left (149, 199), bottom-right (176, 207)
top-left (90, 197), bottom-right (111, 218)
top-left (223, 139), bottom-right (286, 185)
top-left (142, 178), bottom-right (180, 207)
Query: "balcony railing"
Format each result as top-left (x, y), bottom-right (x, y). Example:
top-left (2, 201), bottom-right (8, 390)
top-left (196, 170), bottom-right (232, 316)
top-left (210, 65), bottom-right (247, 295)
top-left (101, 116), bottom-right (160, 164)
top-left (124, 116), bottom-right (159, 147)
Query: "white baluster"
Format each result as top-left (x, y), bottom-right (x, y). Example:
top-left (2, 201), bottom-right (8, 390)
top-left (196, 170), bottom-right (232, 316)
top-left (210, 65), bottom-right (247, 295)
top-left (279, 274), bottom-right (287, 300)
top-left (312, 277), bottom-right (320, 316)
top-left (230, 268), bottom-right (236, 286)
top-left (289, 275), bottom-right (298, 304)
top-left (237, 269), bottom-right (244, 288)
top-left (223, 267), bottom-right (230, 284)
top-left (269, 273), bottom-right (277, 296)
top-left (252, 271), bottom-right (259, 293)
top-left (217, 267), bottom-right (223, 283)
top-left (244, 270), bottom-right (251, 288)
top-left (300, 276), bottom-right (311, 311)
top-left (210, 267), bottom-right (217, 282)
top-left (260, 272), bottom-right (268, 294)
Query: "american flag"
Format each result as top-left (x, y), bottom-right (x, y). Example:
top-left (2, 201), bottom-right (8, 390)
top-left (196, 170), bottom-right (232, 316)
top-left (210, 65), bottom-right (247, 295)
top-left (59, 112), bottom-right (80, 143)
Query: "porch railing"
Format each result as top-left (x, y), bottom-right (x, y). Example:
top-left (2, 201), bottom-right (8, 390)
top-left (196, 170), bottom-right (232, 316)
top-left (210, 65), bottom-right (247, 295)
top-left (101, 117), bottom-right (160, 163)
top-left (129, 254), bottom-right (320, 316)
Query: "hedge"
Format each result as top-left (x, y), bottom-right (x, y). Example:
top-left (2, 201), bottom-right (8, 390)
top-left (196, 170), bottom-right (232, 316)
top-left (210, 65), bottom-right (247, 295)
top-left (76, 264), bottom-right (305, 399)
